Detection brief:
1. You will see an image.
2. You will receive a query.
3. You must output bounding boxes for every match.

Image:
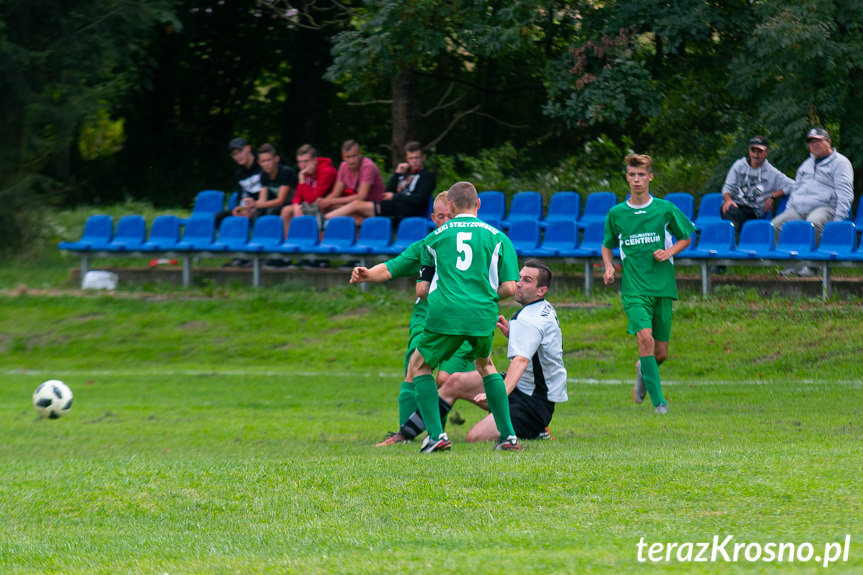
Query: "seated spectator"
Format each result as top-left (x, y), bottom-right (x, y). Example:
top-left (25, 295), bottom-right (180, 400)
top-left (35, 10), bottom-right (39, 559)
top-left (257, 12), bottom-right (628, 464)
top-left (216, 137), bottom-right (261, 228)
top-left (281, 144), bottom-right (337, 236)
top-left (240, 143), bottom-right (298, 221)
top-left (316, 140), bottom-right (385, 215)
top-left (773, 128), bottom-right (854, 276)
top-left (324, 141), bottom-right (436, 227)
top-left (721, 136), bottom-right (794, 240)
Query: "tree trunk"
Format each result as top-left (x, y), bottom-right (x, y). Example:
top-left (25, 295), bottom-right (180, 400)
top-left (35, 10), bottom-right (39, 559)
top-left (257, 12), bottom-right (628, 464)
top-left (391, 67), bottom-right (420, 167)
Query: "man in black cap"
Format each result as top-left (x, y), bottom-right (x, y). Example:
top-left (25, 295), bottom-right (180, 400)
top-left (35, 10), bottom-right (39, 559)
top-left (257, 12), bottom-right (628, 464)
top-left (772, 128), bottom-right (855, 276)
top-left (720, 135), bottom-right (794, 240)
top-left (218, 137), bottom-right (262, 267)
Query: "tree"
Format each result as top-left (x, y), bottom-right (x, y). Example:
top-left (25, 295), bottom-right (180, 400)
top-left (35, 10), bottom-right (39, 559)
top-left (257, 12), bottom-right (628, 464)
top-left (0, 0), bottom-right (175, 249)
top-left (325, 0), bottom-right (574, 165)
top-left (730, 0), bottom-right (863, 199)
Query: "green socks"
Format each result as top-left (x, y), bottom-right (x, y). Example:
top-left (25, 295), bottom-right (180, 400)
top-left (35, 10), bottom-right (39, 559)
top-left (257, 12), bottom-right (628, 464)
top-left (397, 380), bottom-right (417, 425)
top-left (640, 355), bottom-right (666, 407)
top-left (414, 374), bottom-right (443, 439)
top-left (482, 372), bottom-right (515, 439)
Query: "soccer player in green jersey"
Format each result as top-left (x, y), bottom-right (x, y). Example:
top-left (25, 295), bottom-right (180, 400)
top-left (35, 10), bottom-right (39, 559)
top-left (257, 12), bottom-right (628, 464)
top-left (350, 192), bottom-right (474, 445)
top-left (410, 181), bottom-right (521, 452)
top-left (601, 154), bottom-right (696, 414)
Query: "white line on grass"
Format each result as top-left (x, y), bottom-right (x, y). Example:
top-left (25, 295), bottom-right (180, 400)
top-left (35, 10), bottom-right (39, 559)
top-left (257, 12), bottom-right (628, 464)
top-left (4, 369), bottom-right (862, 386)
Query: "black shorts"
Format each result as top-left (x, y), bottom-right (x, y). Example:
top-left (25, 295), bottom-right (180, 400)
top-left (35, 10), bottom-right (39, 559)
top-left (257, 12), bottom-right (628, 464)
top-left (508, 387), bottom-right (555, 439)
top-left (375, 200), bottom-right (413, 220)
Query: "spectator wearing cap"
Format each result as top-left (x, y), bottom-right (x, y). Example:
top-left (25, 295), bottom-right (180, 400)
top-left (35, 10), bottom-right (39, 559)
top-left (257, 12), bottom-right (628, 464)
top-left (216, 137), bottom-right (262, 228)
top-left (721, 135), bottom-right (795, 240)
top-left (772, 127), bottom-right (855, 276)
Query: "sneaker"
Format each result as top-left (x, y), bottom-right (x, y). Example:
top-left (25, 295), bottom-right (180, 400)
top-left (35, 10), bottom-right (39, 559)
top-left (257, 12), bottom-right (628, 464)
top-left (537, 427), bottom-right (553, 440)
top-left (419, 432), bottom-right (451, 453)
top-left (797, 265), bottom-right (818, 277)
top-left (779, 265), bottom-right (798, 277)
top-left (494, 435), bottom-right (523, 451)
top-left (633, 360), bottom-right (646, 404)
top-left (654, 403), bottom-right (669, 414)
top-left (263, 258), bottom-right (286, 269)
top-left (222, 258), bottom-right (247, 268)
top-left (375, 431), bottom-right (410, 447)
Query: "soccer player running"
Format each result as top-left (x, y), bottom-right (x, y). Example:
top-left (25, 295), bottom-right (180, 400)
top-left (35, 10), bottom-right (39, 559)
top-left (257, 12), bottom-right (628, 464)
top-left (410, 181), bottom-right (520, 452)
top-left (601, 155), bottom-right (696, 414)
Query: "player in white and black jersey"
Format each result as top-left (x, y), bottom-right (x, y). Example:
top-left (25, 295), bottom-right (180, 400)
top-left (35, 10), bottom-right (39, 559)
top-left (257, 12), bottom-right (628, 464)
top-left (398, 259), bottom-right (567, 442)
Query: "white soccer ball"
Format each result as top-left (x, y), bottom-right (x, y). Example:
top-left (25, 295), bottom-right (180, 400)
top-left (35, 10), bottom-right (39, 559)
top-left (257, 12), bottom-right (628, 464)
top-left (33, 379), bottom-right (74, 419)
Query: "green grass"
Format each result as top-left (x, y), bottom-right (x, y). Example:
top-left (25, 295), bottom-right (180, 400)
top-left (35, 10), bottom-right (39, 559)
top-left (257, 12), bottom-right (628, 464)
top-left (1, 291), bottom-right (862, 573)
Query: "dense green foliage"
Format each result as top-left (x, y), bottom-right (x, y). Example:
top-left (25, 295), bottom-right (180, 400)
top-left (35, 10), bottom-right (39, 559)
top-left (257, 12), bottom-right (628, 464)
top-left (2, 0), bottom-right (863, 252)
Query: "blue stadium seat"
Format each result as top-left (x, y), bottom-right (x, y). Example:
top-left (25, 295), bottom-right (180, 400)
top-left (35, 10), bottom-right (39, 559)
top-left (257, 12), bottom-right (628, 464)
top-left (664, 192), bottom-right (695, 221)
top-left (383, 217), bottom-right (429, 254)
top-left (227, 191), bottom-right (239, 211)
top-left (140, 215), bottom-right (182, 252)
top-left (309, 217), bottom-right (356, 254)
top-left (274, 215), bottom-right (319, 254)
top-left (674, 233), bottom-right (698, 257)
top-left (683, 221), bottom-right (736, 259)
top-left (694, 193), bottom-right (723, 230)
top-left (426, 196), bottom-right (436, 229)
top-left (477, 191), bottom-right (506, 224)
top-left (507, 220), bottom-right (541, 255)
top-left (502, 191), bottom-right (543, 229)
top-left (481, 217), bottom-right (502, 231)
top-left (343, 217), bottom-right (393, 254)
top-left (728, 220), bottom-right (775, 259)
top-left (104, 215), bottom-right (147, 251)
top-left (540, 191), bottom-right (580, 229)
top-left (58, 215), bottom-right (113, 251)
top-left (520, 220), bottom-right (579, 257)
top-left (577, 192), bottom-right (616, 230)
top-left (575, 220), bottom-right (607, 256)
top-left (210, 216), bottom-right (250, 251)
top-left (773, 220), bottom-right (816, 260)
top-left (811, 221), bottom-right (862, 261)
top-left (242, 215), bottom-right (284, 253)
top-left (174, 215), bottom-right (216, 251)
top-left (192, 190), bottom-right (225, 217)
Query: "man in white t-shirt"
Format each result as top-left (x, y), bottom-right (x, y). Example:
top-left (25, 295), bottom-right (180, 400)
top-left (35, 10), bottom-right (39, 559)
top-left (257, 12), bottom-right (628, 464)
top-left (428, 259), bottom-right (568, 441)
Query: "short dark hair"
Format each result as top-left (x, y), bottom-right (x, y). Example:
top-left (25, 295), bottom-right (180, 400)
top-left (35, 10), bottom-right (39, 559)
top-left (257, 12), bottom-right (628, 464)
top-left (447, 181), bottom-right (478, 211)
top-left (523, 259), bottom-right (552, 290)
top-left (404, 141), bottom-right (423, 154)
top-left (258, 143), bottom-right (278, 156)
top-left (296, 144), bottom-right (317, 157)
top-left (342, 139), bottom-right (360, 153)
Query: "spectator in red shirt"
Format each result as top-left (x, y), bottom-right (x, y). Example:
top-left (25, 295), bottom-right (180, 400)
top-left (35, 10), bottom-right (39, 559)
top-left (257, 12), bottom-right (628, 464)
top-left (281, 144), bottom-right (337, 236)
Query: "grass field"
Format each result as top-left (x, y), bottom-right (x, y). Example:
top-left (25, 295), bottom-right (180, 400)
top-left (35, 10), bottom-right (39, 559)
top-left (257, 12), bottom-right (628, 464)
top-left (1, 289), bottom-right (862, 574)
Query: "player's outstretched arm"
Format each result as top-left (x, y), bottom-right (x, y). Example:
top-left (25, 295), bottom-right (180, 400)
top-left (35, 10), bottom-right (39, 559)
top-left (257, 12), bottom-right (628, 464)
top-left (473, 355), bottom-right (528, 403)
top-left (350, 263), bottom-right (392, 284)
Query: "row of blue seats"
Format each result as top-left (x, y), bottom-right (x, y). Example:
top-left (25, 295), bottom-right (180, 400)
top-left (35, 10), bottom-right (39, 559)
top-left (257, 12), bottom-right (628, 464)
top-left (187, 188), bottom-right (863, 237)
top-left (58, 211), bottom-right (863, 262)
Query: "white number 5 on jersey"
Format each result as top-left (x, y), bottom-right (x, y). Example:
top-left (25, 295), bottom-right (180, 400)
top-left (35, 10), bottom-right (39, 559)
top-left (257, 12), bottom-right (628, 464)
top-left (456, 232), bottom-right (473, 271)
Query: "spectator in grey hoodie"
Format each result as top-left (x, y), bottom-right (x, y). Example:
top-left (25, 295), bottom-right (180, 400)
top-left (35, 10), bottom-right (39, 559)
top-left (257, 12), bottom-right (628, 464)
top-left (773, 128), bottom-right (854, 276)
top-left (721, 136), bottom-right (794, 240)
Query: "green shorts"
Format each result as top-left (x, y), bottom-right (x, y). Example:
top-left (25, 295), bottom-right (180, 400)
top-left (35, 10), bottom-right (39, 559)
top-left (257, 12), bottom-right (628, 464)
top-left (439, 341), bottom-right (475, 375)
top-left (416, 330), bottom-right (493, 369)
top-left (622, 295), bottom-right (673, 342)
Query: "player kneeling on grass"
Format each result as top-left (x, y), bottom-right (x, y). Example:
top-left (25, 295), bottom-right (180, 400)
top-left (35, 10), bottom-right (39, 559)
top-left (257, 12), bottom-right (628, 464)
top-left (601, 154), bottom-right (696, 414)
top-left (395, 260), bottom-right (567, 443)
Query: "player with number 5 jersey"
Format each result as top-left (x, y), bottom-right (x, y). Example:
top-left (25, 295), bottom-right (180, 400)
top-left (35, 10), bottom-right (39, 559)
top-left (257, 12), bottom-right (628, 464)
top-left (409, 181), bottom-right (521, 452)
